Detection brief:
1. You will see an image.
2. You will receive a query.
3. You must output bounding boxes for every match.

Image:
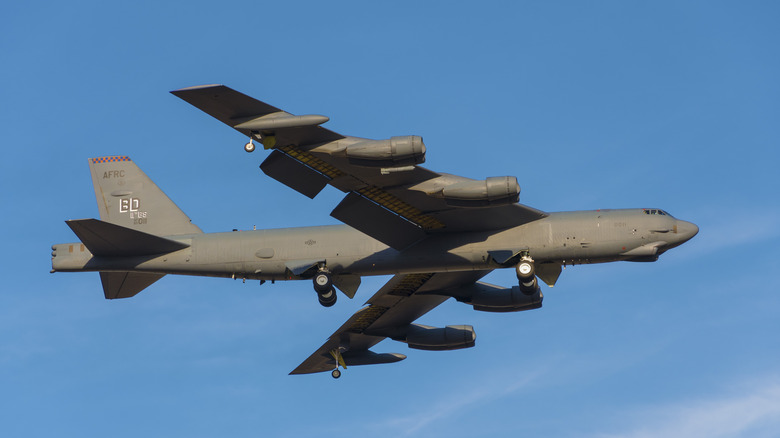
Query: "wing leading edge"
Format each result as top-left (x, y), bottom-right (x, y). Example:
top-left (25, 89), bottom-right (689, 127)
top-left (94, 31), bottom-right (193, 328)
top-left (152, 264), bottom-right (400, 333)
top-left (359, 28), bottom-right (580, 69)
top-left (290, 270), bottom-right (492, 375)
top-left (172, 85), bottom-right (547, 250)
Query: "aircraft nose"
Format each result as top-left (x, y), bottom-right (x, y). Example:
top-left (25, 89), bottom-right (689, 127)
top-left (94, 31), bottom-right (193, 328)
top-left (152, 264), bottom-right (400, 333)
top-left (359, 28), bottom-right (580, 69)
top-left (676, 220), bottom-right (699, 242)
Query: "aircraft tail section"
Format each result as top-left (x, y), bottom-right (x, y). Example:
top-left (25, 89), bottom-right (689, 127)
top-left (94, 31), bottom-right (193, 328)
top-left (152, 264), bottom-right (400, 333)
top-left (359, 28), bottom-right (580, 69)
top-left (55, 219), bottom-right (191, 299)
top-left (66, 219), bottom-right (190, 257)
top-left (89, 156), bottom-right (202, 236)
top-left (58, 156), bottom-right (201, 300)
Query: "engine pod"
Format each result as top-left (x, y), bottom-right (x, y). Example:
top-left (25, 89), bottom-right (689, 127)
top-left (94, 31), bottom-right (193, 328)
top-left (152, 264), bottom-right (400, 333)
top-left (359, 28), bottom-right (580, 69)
top-left (441, 176), bottom-right (521, 207)
top-left (345, 136), bottom-right (426, 167)
top-left (403, 324), bottom-right (476, 351)
top-left (471, 285), bottom-right (542, 312)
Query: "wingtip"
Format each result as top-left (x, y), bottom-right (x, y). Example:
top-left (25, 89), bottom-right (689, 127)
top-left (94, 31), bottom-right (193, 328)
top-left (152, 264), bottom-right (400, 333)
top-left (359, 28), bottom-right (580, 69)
top-left (170, 84), bottom-right (225, 94)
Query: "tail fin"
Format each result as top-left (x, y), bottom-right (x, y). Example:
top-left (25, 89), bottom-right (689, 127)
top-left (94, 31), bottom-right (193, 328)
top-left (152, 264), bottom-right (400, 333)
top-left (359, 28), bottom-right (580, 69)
top-left (89, 156), bottom-right (201, 236)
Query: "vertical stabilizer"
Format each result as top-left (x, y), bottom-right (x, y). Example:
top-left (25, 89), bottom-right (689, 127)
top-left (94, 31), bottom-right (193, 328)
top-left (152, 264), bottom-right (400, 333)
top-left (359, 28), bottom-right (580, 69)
top-left (89, 157), bottom-right (202, 236)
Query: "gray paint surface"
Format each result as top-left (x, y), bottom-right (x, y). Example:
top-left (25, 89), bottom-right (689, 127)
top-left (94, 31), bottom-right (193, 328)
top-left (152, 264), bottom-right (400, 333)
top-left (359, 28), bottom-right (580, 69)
top-left (51, 87), bottom-right (698, 377)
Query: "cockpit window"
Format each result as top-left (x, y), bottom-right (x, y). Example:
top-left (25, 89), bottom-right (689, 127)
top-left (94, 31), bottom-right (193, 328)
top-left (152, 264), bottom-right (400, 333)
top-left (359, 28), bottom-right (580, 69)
top-left (643, 209), bottom-right (674, 217)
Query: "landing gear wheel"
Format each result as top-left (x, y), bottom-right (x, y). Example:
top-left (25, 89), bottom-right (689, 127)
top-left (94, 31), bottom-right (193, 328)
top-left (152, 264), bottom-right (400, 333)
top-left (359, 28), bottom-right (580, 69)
top-left (331, 369), bottom-right (341, 379)
top-left (313, 271), bottom-right (332, 293)
top-left (516, 256), bottom-right (538, 296)
top-left (244, 140), bottom-right (256, 153)
top-left (516, 260), bottom-right (535, 280)
top-left (317, 288), bottom-right (337, 307)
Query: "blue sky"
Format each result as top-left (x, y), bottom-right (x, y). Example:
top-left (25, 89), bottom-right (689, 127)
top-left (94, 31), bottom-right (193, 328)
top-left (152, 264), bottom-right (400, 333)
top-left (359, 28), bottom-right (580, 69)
top-left (2, 1), bottom-right (779, 437)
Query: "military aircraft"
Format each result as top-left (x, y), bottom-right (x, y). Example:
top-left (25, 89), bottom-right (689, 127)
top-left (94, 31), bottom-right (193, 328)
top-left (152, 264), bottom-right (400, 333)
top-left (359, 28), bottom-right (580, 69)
top-left (51, 85), bottom-right (698, 378)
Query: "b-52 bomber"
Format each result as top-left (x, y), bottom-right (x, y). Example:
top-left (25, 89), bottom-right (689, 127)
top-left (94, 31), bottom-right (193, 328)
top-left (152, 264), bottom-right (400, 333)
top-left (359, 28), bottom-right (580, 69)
top-left (51, 85), bottom-right (698, 378)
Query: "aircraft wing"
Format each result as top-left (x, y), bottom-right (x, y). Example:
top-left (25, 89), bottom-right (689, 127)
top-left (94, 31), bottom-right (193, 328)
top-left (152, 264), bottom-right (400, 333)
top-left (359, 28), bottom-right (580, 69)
top-left (290, 270), bottom-right (492, 375)
top-left (172, 85), bottom-right (547, 250)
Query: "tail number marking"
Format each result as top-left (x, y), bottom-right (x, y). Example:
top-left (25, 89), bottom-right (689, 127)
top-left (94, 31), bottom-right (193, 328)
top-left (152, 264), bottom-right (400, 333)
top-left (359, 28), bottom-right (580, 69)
top-left (119, 198), bottom-right (140, 213)
top-left (119, 198), bottom-right (148, 224)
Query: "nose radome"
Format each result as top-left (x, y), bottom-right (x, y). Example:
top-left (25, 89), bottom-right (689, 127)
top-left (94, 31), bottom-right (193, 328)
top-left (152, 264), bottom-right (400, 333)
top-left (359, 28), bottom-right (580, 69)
top-left (676, 220), bottom-right (699, 241)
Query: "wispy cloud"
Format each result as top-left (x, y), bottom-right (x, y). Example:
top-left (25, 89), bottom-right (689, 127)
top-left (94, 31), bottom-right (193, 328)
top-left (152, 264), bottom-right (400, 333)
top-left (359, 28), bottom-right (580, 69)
top-left (673, 208), bottom-right (780, 259)
top-left (373, 365), bottom-right (547, 436)
top-left (594, 377), bottom-right (780, 438)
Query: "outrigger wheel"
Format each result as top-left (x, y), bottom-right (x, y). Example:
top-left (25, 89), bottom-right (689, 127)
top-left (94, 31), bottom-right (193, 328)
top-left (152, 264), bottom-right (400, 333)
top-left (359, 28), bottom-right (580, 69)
top-left (329, 349), bottom-right (346, 379)
top-left (244, 138), bottom-right (256, 153)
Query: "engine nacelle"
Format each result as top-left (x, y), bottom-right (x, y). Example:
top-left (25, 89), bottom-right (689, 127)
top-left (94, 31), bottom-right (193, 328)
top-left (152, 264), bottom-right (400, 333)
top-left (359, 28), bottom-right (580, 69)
top-left (403, 324), bottom-right (476, 351)
top-left (345, 136), bottom-right (426, 167)
top-left (446, 282), bottom-right (542, 313)
top-left (472, 285), bottom-right (542, 312)
top-left (441, 176), bottom-right (520, 207)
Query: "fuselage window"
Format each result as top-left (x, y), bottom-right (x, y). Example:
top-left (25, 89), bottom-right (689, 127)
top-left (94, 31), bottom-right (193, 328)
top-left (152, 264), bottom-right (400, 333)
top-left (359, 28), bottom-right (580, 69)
top-left (644, 209), bottom-right (671, 216)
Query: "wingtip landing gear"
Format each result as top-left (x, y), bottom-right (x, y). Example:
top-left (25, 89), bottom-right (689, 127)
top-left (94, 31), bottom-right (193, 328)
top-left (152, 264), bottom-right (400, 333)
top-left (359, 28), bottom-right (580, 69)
top-left (244, 139), bottom-right (256, 153)
top-left (329, 349), bottom-right (346, 379)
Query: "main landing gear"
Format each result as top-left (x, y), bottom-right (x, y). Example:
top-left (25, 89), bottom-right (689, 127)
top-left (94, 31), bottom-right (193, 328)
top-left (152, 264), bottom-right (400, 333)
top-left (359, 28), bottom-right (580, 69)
top-left (516, 255), bottom-right (538, 296)
top-left (313, 268), bottom-right (337, 307)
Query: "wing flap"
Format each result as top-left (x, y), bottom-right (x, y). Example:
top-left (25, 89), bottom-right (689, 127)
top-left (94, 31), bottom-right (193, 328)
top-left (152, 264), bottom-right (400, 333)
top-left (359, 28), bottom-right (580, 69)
top-left (259, 150), bottom-right (330, 199)
top-left (330, 192), bottom-right (427, 249)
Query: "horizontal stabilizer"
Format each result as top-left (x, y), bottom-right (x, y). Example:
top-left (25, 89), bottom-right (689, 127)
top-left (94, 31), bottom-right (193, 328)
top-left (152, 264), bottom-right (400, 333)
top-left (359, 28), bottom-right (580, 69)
top-left (100, 271), bottom-right (164, 299)
top-left (66, 219), bottom-right (189, 257)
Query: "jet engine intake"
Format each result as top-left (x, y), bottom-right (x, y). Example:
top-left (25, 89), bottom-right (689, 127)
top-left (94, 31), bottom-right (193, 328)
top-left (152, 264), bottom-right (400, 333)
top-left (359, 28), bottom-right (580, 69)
top-left (346, 136), bottom-right (426, 167)
top-left (402, 324), bottom-right (476, 351)
top-left (441, 176), bottom-right (520, 207)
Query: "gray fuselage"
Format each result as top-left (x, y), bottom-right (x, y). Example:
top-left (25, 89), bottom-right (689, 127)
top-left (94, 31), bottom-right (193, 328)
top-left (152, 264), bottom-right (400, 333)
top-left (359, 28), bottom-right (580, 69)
top-left (53, 208), bottom-right (699, 281)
